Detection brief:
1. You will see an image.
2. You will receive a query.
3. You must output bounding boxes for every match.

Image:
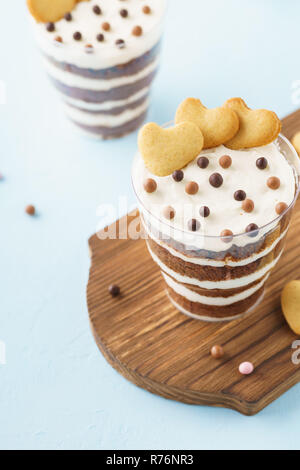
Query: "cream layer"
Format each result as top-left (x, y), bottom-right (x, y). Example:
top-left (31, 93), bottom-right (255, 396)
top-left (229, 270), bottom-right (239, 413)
top-left (43, 58), bottom-right (159, 90)
top-left (162, 272), bottom-right (269, 306)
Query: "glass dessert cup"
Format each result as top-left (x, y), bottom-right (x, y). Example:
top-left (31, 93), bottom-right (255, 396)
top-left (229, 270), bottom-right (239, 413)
top-left (133, 133), bottom-right (300, 322)
top-left (31, 1), bottom-right (166, 139)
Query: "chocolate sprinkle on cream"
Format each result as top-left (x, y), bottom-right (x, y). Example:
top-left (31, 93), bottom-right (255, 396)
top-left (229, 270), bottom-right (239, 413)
top-left (199, 206), bottom-right (210, 218)
top-left (209, 173), bottom-right (223, 188)
top-left (246, 223), bottom-right (259, 237)
top-left (220, 229), bottom-right (233, 243)
top-left (93, 5), bottom-right (102, 15)
top-left (64, 12), bottom-right (72, 21)
top-left (242, 199), bottom-right (254, 213)
top-left (73, 31), bottom-right (82, 41)
top-left (163, 206), bottom-right (175, 220)
top-left (234, 190), bottom-right (246, 201)
top-left (185, 181), bottom-right (199, 195)
top-left (102, 22), bottom-right (110, 31)
top-left (267, 176), bottom-right (280, 190)
top-left (256, 157), bottom-right (268, 170)
top-left (219, 155), bottom-right (232, 169)
top-left (116, 39), bottom-right (126, 49)
top-left (96, 33), bottom-right (105, 42)
top-left (188, 219), bottom-right (200, 232)
top-left (172, 170), bottom-right (184, 182)
top-left (132, 26), bottom-right (143, 36)
top-left (197, 156), bottom-right (209, 169)
top-left (143, 178), bottom-right (157, 193)
top-left (46, 22), bottom-right (55, 32)
top-left (143, 5), bottom-right (151, 14)
top-left (275, 202), bottom-right (288, 215)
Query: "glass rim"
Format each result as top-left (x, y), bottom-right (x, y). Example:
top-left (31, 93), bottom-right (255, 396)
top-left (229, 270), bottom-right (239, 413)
top-left (132, 130), bottom-right (300, 241)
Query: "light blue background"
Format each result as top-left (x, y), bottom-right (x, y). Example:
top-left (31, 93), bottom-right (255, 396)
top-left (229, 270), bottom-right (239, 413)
top-left (1, 0), bottom-right (300, 450)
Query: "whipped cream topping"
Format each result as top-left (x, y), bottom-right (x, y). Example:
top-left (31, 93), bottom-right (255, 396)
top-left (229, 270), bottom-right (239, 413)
top-left (133, 141), bottom-right (297, 251)
top-left (32, 0), bottom-right (166, 69)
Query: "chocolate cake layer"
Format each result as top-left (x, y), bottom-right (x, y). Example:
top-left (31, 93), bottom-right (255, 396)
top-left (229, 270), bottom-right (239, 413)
top-left (50, 70), bottom-right (157, 103)
top-left (167, 285), bottom-right (265, 319)
top-left (74, 110), bottom-right (147, 138)
top-left (147, 235), bottom-right (286, 283)
top-left (46, 43), bottom-right (161, 80)
top-left (69, 95), bottom-right (149, 115)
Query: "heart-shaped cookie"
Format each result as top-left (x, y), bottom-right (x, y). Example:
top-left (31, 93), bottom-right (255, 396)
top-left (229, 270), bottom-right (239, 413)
top-left (223, 98), bottom-right (281, 149)
top-left (292, 131), bottom-right (300, 156)
top-left (175, 98), bottom-right (239, 149)
top-left (281, 280), bottom-right (300, 334)
top-left (27, 0), bottom-right (77, 23)
top-left (138, 122), bottom-right (204, 177)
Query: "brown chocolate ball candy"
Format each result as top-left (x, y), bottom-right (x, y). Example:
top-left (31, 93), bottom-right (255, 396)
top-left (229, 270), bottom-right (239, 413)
top-left (132, 26), bottom-right (143, 36)
top-left (172, 170), bottom-right (184, 182)
top-left (163, 206), bottom-right (175, 220)
top-left (142, 5), bottom-right (151, 14)
top-left (97, 33), bottom-right (105, 42)
top-left (64, 12), bottom-right (72, 21)
top-left (143, 178), bottom-right (157, 193)
top-left (109, 284), bottom-right (120, 297)
top-left (267, 176), bottom-right (280, 190)
top-left (209, 173), bottom-right (223, 188)
top-left (102, 22), bottom-right (110, 31)
top-left (234, 190), bottom-right (246, 201)
top-left (275, 202), bottom-right (288, 215)
top-left (197, 156), bottom-right (209, 169)
top-left (116, 39), bottom-right (125, 48)
top-left (210, 345), bottom-right (224, 359)
top-left (185, 181), bottom-right (199, 195)
top-left (199, 206), bottom-right (210, 218)
top-left (120, 9), bottom-right (128, 18)
top-left (219, 155), bottom-right (232, 169)
top-left (93, 5), bottom-right (102, 15)
top-left (73, 31), bottom-right (82, 41)
top-left (25, 205), bottom-right (35, 216)
top-left (242, 199), bottom-right (254, 213)
top-left (246, 223), bottom-right (259, 237)
top-left (46, 22), bottom-right (55, 32)
top-left (188, 219), bottom-right (200, 232)
top-left (220, 229), bottom-right (233, 243)
top-left (256, 157), bottom-right (268, 170)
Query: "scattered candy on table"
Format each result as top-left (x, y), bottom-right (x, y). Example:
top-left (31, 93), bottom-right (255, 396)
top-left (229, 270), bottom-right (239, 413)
top-left (239, 362), bottom-right (254, 375)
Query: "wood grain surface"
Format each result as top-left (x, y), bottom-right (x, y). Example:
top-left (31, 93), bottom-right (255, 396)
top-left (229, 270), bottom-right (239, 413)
top-left (87, 110), bottom-right (300, 415)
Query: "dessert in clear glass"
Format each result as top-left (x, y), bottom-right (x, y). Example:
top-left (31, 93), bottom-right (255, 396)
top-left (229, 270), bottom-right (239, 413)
top-left (27, 0), bottom-right (167, 138)
top-left (132, 118), bottom-right (300, 322)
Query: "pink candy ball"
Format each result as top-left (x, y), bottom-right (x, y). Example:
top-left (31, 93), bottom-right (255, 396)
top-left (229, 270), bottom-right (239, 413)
top-left (239, 361), bottom-right (254, 375)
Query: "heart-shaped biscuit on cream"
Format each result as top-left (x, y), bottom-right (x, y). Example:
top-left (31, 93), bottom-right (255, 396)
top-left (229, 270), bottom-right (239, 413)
top-left (138, 122), bottom-right (204, 177)
top-left (175, 98), bottom-right (239, 149)
top-left (292, 131), bottom-right (300, 156)
top-left (27, 0), bottom-right (78, 23)
top-left (281, 280), bottom-right (300, 335)
top-left (223, 98), bottom-right (281, 149)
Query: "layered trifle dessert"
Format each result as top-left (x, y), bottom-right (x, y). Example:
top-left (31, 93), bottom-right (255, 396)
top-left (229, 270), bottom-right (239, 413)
top-left (132, 97), bottom-right (300, 321)
top-left (27, 0), bottom-right (166, 138)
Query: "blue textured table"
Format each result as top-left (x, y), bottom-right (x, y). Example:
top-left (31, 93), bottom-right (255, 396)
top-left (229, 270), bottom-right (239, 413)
top-left (1, 0), bottom-right (300, 450)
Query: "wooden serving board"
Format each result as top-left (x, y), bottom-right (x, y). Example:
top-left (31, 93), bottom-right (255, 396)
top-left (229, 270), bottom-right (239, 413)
top-left (87, 110), bottom-right (300, 415)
